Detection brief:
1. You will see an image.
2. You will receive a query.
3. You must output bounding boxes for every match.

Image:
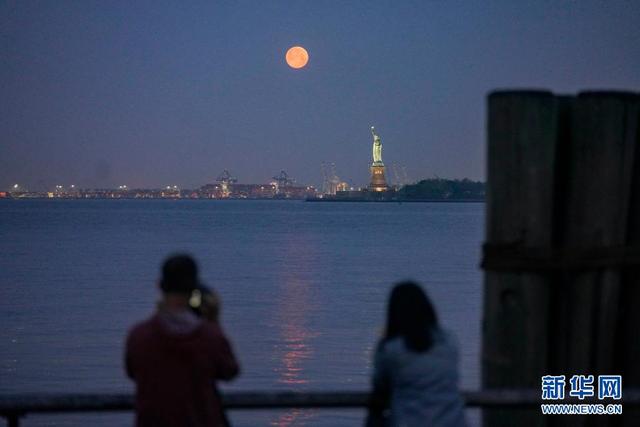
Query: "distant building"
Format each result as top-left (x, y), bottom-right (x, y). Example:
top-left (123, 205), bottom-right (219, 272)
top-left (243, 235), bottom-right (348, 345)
top-left (199, 184), bottom-right (226, 198)
top-left (228, 183), bottom-right (277, 199)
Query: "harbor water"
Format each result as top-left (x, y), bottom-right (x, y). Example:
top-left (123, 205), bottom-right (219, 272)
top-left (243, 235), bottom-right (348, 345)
top-left (0, 199), bottom-right (483, 426)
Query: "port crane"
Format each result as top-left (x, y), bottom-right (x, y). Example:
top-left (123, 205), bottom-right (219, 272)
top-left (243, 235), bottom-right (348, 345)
top-left (216, 170), bottom-right (237, 185)
top-left (272, 170), bottom-right (295, 188)
top-left (391, 163), bottom-right (410, 188)
top-left (216, 170), bottom-right (237, 197)
top-left (321, 162), bottom-right (343, 195)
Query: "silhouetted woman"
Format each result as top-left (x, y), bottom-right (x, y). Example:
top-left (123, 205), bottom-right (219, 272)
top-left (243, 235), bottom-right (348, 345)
top-left (368, 281), bottom-right (466, 426)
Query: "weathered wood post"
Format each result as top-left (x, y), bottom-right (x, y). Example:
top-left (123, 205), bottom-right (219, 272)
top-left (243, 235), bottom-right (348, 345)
top-left (482, 91), bottom-right (558, 426)
top-left (555, 92), bottom-right (638, 371)
top-left (482, 90), bottom-right (640, 427)
top-left (620, 95), bottom-right (640, 427)
top-left (553, 92), bottom-right (639, 427)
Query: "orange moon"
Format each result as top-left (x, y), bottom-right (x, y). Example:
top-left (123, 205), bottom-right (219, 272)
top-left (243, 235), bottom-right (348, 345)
top-left (285, 46), bottom-right (309, 69)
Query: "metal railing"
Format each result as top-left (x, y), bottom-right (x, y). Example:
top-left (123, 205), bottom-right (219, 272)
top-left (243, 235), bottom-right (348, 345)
top-left (2, 389), bottom-right (639, 426)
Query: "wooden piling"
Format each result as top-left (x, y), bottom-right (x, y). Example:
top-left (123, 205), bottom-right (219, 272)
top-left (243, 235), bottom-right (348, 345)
top-left (482, 90), bottom-right (640, 427)
top-left (483, 90), bottom-right (558, 427)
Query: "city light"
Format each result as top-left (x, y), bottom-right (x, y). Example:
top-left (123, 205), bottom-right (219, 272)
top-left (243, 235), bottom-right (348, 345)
top-left (3, 172), bottom-right (319, 200)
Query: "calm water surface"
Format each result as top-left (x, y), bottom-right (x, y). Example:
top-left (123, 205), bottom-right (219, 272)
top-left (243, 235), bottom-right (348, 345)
top-left (0, 200), bottom-right (484, 426)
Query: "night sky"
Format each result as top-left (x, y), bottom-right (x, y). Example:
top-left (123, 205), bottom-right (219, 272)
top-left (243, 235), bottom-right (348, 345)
top-left (2, 1), bottom-right (639, 190)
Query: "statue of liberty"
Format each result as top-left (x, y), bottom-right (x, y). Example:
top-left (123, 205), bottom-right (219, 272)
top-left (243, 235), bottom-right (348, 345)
top-left (371, 126), bottom-right (383, 165)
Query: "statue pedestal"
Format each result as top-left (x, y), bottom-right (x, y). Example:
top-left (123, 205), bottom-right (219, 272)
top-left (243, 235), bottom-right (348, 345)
top-left (369, 164), bottom-right (388, 192)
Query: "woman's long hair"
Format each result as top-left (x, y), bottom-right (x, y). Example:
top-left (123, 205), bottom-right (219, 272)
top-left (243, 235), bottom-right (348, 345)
top-left (384, 281), bottom-right (439, 352)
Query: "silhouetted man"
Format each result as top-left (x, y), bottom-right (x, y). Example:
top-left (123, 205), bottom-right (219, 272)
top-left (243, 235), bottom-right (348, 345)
top-left (126, 254), bottom-right (239, 427)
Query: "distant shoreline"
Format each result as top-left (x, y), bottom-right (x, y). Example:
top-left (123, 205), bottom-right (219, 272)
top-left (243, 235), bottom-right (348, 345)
top-left (306, 198), bottom-right (485, 203)
top-left (1, 197), bottom-right (485, 203)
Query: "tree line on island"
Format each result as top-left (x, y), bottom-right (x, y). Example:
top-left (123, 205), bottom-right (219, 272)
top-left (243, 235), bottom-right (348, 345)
top-left (397, 178), bottom-right (485, 200)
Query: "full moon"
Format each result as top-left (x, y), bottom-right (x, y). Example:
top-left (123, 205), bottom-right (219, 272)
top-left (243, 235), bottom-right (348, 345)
top-left (285, 46), bottom-right (309, 69)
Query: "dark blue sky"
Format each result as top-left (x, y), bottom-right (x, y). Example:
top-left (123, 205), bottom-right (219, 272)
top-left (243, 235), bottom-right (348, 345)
top-left (2, 1), bottom-right (639, 189)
